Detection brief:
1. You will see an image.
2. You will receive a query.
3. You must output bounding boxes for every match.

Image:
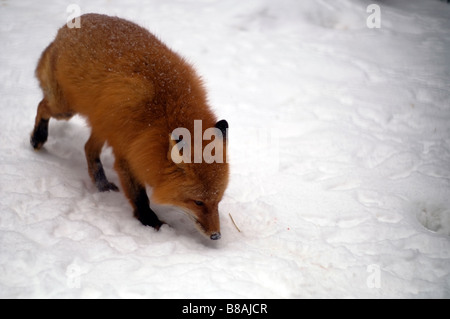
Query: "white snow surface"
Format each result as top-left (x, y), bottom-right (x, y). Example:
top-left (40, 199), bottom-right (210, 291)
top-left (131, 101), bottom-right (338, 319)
top-left (1, 0), bottom-right (450, 298)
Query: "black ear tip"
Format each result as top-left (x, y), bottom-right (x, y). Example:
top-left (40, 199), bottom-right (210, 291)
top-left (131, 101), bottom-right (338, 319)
top-left (215, 119), bottom-right (228, 131)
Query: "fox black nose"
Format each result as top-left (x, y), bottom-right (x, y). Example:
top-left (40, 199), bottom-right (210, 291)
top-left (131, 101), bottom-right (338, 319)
top-left (210, 232), bottom-right (221, 240)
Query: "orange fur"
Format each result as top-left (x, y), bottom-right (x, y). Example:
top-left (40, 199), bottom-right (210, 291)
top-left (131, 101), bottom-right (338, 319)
top-left (31, 14), bottom-right (229, 239)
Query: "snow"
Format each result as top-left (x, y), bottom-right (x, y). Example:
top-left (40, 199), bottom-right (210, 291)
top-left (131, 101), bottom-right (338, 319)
top-left (1, 0), bottom-right (450, 298)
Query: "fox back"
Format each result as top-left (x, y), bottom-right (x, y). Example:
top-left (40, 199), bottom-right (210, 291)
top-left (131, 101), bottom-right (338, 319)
top-left (31, 13), bottom-right (229, 240)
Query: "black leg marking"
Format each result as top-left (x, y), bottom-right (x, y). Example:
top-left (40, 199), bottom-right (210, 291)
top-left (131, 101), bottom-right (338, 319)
top-left (30, 119), bottom-right (49, 150)
top-left (93, 158), bottom-right (119, 192)
top-left (115, 158), bottom-right (163, 230)
top-left (134, 188), bottom-right (163, 230)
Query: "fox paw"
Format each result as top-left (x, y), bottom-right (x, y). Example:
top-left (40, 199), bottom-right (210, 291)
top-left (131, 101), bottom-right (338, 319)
top-left (138, 214), bottom-right (165, 231)
top-left (97, 181), bottom-right (119, 192)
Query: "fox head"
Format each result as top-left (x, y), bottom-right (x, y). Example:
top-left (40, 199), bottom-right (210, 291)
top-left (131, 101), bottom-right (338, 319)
top-left (151, 119), bottom-right (229, 240)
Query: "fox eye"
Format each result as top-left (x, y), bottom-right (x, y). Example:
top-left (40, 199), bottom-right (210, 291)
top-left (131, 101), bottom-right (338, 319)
top-left (194, 200), bottom-right (204, 206)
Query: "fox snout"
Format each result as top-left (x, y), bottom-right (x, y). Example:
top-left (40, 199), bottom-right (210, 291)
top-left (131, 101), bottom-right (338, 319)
top-left (177, 199), bottom-right (223, 241)
top-left (188, 202), bottom-right (221, 240)
top-left (210, 232), bottom-right (221, 240)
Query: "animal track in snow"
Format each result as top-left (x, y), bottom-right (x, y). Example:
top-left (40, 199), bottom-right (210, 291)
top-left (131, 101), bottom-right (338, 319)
top-left (415, 203), bottom-right (450, 237)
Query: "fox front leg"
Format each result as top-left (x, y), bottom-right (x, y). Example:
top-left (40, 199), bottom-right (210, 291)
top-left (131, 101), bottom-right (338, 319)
top-left (85, 133), bottom-right (119, 192)
top-left (115, 158), bottom-right (163, 230)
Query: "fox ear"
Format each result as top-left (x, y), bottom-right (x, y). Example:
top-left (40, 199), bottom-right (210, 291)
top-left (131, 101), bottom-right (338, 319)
top-left (215, 119), bottom-right (228, 139)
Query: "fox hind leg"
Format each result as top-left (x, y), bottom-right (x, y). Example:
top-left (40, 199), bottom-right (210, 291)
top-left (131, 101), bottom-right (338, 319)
top-left (85, 133), bottom-right (119, 192)
top-left (31, 99), bottom-right (51, 150)
top-left (30, 98), bottom-right (75, 150)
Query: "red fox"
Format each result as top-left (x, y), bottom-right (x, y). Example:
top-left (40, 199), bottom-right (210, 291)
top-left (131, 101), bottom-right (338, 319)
top-left (31, 13), bottom-right (229, 240)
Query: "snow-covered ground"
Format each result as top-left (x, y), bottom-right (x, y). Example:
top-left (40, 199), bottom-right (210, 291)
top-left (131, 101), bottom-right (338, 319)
top-left (1, 0), bottom-right (450, 298)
